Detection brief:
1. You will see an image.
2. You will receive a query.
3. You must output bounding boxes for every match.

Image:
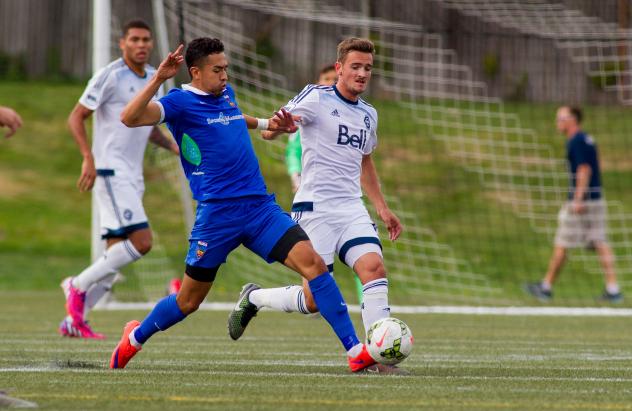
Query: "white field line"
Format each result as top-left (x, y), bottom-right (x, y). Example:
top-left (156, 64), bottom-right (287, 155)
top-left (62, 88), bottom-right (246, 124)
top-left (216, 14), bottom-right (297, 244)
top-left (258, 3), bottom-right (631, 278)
top-left (96, 302), bottom-right (632, 317)
top-left (4, 366), bottom-right (632, 383)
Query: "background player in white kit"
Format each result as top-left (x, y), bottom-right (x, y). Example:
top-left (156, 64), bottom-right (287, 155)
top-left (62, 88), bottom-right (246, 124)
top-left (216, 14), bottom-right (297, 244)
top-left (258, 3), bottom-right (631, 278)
top-left (228, 37), bottom-right (402, 340)
top-left (60, 20), bottom-right (178, 338)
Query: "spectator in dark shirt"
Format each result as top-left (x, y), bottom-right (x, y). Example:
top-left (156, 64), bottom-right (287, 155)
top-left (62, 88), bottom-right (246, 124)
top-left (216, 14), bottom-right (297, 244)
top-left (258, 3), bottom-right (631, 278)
top-left (525, 106), bottom-right (622, 303)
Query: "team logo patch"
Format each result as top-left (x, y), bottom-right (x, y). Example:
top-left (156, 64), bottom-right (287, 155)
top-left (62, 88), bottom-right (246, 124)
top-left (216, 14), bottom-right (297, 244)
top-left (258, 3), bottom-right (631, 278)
top-left (207, 112), bottom-right (244, 126)
top-left (364, 115), bottom-right (371, 130)
top-left (224, 95), bottom-right (236, 107)
top-left (123, 209), bottom-right (133, 221)
top-left (181, 133), bottom-right (202, 166)
top-left (195, 241), bottom-right (208, 260)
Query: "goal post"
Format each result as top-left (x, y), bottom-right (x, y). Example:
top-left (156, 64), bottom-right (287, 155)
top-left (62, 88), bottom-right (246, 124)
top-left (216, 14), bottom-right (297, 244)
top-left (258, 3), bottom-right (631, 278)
top-left (90, 0), bottom-right (111, 263)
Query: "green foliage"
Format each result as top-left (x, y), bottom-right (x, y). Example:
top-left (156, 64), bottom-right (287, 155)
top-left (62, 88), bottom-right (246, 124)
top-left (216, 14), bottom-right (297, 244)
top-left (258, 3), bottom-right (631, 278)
top-left (590, 61), bottom-right (624, 90)
top-left (508, 72), bottom-right (529, 101)
top-left (256, 35), bottom-right (277, 60)
top-left (0, 51), bottom-right (27, 81)
top-left (482, 52), bottom-right (500, 79)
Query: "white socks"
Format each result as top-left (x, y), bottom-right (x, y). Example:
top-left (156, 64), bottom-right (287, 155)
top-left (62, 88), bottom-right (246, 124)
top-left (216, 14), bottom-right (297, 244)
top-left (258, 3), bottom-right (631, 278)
top-left (361, 278), bottom-right (390, 333)
top-left (128, 326), bottom-right (142, 349)
top-left (72, 240), bottom-right (142, 291)
top-left (347, 343), bottom-right (363, 357)
top-left (248, 278), bottom-right (391, 336)
top-left (84, 272), bottom-right (117, 317)
top-left (249, 285), bottom-right (311, 314)
top-left (606, 283), bottom-right (621, 295)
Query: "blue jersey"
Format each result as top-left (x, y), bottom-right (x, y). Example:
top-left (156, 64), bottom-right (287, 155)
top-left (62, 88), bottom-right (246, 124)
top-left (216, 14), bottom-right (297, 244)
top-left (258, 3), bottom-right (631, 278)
top-left (157, 84), bottom-right (268, 201)
top-left (566, 131), bottom-right (601, 200)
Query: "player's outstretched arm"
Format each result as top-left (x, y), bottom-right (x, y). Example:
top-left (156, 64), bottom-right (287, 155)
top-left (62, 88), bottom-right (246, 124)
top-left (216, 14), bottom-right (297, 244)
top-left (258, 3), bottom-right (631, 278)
top-left (121, 44), bottom-right (184, 127)
top-left (243, 109), bottom-right (299, 135)
top-left (361, 154), bottom-right (403, 241)
top-left (0, 106), bottom-right (22, 138)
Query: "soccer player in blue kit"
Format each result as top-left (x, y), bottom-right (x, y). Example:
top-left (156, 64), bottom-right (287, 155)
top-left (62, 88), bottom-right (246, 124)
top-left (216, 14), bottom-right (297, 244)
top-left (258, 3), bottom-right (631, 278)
top-left (109, 38), bottom-right (376, 372)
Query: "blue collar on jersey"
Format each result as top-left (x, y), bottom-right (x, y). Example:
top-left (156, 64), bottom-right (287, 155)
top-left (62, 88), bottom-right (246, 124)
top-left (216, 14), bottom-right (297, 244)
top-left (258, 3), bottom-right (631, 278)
top-left (333, 85), bottom-right (358, 106)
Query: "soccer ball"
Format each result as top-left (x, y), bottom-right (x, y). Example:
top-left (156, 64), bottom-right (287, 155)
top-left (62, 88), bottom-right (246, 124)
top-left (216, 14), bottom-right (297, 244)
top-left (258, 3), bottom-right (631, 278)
top-left (366, 318), bottom-right (413, 365)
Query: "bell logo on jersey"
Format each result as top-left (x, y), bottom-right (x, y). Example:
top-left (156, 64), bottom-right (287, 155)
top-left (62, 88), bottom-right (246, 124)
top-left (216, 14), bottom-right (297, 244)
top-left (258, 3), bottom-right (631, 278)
top-left (337, 124), bottom-right (367, 150)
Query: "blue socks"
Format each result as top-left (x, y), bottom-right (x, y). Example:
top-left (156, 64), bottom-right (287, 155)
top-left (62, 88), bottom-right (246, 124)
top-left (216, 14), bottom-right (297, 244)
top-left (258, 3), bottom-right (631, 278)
top-left (308, 272), bottom-right (360, 351)
top-left (131, 276), bottom-right (360, 353)
top-left (134, 293), bottom-right (186, 344)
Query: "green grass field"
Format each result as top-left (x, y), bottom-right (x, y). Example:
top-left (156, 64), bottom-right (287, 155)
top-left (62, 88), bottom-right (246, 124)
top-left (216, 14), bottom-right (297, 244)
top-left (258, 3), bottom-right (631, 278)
top-left (2, 291), bottom-right (632, 410)
top-left (2, 81), bottom-right (632, 410)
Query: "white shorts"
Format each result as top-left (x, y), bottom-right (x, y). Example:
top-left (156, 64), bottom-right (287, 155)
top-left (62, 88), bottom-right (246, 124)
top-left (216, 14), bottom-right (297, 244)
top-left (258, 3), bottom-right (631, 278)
top-left (291, 202), bottom-right (382, 271)
top-left (94, 170), bottom-right (149, 239)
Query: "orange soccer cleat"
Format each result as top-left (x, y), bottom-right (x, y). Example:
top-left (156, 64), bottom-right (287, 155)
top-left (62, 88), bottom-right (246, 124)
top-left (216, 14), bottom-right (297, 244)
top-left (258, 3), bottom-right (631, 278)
top-left (347, 344), bottom-right (377, 373)
top-left (110, 320), bottom-right (141, 369)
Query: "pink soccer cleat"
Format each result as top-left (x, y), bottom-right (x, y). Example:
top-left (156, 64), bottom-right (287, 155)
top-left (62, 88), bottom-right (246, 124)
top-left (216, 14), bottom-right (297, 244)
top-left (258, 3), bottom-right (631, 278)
top-left (58, 316), bottom-right (77, 337)
top-left (347, 344), bottom-right (377, 373)
top-left (65, 279), bottom-right (87, 325)
top-left (74, 320), bottom-right (105, 339)
top-left (110, 320), bottom-right (142, 369)
top-left (58, 316), bottom-right (105, 339)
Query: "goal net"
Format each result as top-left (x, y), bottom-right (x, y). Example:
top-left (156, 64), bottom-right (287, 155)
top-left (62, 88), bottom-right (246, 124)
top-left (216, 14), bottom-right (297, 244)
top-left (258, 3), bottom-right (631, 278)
top-left (100, 0), bottom-right (632, 306)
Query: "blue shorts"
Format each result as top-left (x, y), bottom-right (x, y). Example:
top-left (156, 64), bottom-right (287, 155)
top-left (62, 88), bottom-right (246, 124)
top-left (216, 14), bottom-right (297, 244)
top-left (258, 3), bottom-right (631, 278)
top-left (185, 194), bottom-right (297, 269)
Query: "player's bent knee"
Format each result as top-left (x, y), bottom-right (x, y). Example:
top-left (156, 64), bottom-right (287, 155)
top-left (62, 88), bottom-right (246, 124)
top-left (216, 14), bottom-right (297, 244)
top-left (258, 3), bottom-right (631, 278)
top-left (133, 240), bottom-right (152, 255)
top-left (353, 253), bottom-right (386, 282)
top-left (176, 293), bottom-right (204, 315)
top-left (301, 250), bottom-right (328, 278)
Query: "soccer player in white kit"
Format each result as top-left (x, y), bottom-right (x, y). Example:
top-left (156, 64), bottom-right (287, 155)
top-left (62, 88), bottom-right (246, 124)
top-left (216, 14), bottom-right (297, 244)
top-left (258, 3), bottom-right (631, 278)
top-left (228, 37), bottom-right (402, 341)
top-left (60, 20), bottom-right (179, 338)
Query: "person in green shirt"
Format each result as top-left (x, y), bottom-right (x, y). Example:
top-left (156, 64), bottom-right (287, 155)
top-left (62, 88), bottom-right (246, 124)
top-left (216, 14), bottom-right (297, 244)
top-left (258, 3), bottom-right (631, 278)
top-left (285, 64), bottom-right (337, 192)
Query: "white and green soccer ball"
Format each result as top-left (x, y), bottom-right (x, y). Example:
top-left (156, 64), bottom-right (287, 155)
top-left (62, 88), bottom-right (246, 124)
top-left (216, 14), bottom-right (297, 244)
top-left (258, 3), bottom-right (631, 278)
top-left (366, 317), bottom-right (414, 365)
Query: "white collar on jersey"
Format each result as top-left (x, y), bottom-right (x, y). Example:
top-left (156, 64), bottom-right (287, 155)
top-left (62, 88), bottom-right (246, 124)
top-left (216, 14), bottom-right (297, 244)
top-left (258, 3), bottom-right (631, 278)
top-left (182, 83), bottom-right (227, 96)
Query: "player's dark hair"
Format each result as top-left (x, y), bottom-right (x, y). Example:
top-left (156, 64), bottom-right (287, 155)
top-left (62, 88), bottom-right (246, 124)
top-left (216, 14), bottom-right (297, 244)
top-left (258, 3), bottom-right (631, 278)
top-left (319, 64), bottom-right (336, 76)
top-left (337, 37), bottom-right (374, 63)
top-left (122, 19), bottom-right (151, 37)
top-left (185, 37), bottom-right (225, 71)
top-left (569, 106), bottom-right (583, 124)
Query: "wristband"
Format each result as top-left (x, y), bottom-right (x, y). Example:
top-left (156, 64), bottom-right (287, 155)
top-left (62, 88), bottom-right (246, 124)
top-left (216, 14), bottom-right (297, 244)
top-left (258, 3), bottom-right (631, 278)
top-left (256, 118), bottom-right (269, 130)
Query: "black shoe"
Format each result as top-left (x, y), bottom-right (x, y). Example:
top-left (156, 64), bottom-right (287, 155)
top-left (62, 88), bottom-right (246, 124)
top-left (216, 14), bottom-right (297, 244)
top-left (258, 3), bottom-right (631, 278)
top-left (523, 282), bottom-right (552, 302)
top-left (227, 283), bottom-right (261, 340)
top-left (597, 290), bottom-right (623, 304)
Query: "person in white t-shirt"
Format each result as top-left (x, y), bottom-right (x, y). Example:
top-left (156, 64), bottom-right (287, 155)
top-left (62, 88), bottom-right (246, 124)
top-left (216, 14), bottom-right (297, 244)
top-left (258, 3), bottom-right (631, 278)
top-left (228, 38), bottom-right (403, 345)
top-left (60, 19), bottom-right (179, 339)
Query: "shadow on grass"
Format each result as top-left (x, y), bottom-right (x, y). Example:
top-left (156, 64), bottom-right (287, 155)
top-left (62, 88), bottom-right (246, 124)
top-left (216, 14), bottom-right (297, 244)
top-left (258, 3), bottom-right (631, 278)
top-left (51, 359), bottom-right (103, 370)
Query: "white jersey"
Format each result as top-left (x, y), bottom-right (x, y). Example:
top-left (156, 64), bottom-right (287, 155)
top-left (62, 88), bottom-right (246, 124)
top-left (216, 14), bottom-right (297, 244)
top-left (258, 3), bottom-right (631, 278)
top-left (284, 85), bottom-right (378, 210)
top-left (79, 58), bottom-right (161, 182)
